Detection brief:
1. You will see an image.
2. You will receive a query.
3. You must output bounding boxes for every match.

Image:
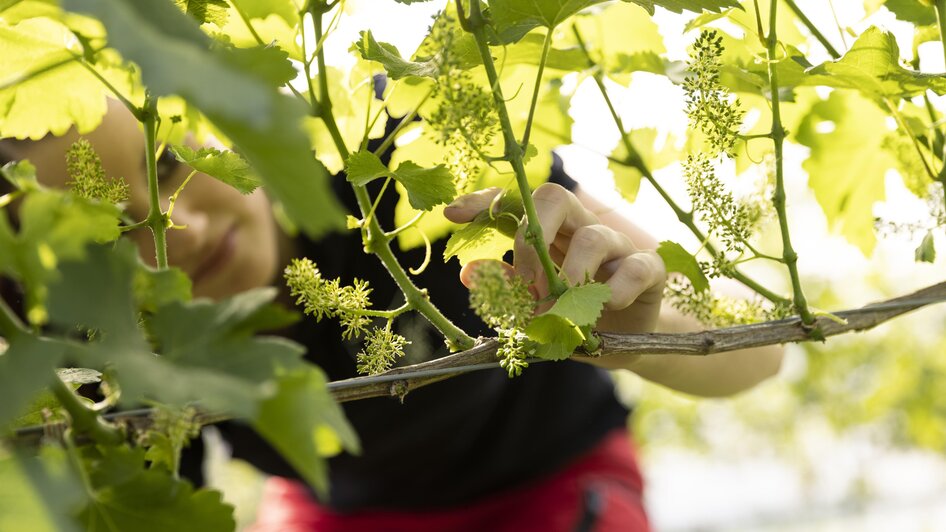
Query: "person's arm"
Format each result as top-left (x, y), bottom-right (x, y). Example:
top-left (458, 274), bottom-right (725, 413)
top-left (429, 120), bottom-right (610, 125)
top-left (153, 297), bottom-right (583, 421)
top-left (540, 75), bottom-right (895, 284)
top-left (445, 184), bottom-right (783, 398)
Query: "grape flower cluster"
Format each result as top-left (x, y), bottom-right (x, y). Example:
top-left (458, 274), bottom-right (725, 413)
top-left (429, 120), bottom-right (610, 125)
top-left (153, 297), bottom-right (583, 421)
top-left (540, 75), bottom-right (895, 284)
top-left (66, 138), bottom-right (129, 205)
top-left (285, 258), bottom-right (409, 375)
top-left (467, 261), bottom-right (535, 377)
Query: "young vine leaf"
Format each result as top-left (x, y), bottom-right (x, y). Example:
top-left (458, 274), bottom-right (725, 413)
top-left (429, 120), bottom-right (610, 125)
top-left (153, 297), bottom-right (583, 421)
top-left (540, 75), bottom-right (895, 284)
top-left (76, 444), bottom-right (235, 531)
top-left (353, 30), bottom-right (440, 80)
top-left (169, 145), bottom-right (261, 194)
top-left (525, 282), bottom-right (611, 361)
top-left (806, 26), bottom-right (946, 100)
top-left (656, 241), bottom-right (710, 292)
top-left (346, 150), bottom-right (457, 211)
top-left (253, 367), bottom-right (361, 498)
top-left (444, 191), bottom-right (522, 265)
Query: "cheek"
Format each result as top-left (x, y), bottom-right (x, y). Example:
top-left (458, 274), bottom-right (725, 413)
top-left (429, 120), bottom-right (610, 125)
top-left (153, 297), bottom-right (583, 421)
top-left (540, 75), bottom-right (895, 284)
top-left (236, 193), bottom-right (280, 285)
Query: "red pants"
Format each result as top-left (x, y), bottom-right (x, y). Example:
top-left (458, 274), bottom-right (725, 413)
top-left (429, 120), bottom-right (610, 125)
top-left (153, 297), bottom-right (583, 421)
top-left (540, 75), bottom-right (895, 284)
top-left (248, 429), bottom-right (650, 532)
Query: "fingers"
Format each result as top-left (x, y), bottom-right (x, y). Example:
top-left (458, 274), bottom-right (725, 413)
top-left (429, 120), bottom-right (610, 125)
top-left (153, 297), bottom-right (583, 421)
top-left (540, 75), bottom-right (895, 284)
top-left (444, 187), bottom-right (503, 223)
top-left (559, 224), bottom-right (636, 286)
top-left (514, 183), bottom-right (598, 290)
top-left (603, 250), bottom-right (666, 311)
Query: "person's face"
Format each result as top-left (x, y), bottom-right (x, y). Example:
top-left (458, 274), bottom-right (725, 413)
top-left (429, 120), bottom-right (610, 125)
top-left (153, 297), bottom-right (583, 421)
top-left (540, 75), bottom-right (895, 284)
top-left (16, 100), bottom-right (280, 300)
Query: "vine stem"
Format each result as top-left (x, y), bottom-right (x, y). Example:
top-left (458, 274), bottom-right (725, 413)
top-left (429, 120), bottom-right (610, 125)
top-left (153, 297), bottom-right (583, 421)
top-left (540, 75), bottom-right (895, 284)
top-left (142, 94), bottom-right (168, 270)
top-left (309, 4), bottom-right (473, 350)
top-left (935, 0), bottom-right (946, 69)
top-left (464, 0), bottom-right (567, 297)
top-left (50, 374), bottom-right (124, 445)
top-left (783, 0), bottom-right (841, 59)
top-left (520, 29), bottom-right (553, 149)
top-left (767, 0), bottom-right (814, 325)
top-left (572, 26), bottom-right (789, 307)
top-left (0, 298), bottom-right (27, 338)
top-left (934, 0), bottom-right (946, 206)
top-left (15, 280), bottom-right (946, 443)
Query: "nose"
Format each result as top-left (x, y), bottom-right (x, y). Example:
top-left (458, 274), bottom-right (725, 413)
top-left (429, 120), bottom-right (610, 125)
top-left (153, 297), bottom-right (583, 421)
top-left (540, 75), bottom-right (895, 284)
top-left (164, 204), bottom-right (210, 272)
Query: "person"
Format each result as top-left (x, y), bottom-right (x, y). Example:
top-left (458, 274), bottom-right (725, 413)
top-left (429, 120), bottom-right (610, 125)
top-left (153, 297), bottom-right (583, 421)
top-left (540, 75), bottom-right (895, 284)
top-left (1, 99), bottom-right (783, 531)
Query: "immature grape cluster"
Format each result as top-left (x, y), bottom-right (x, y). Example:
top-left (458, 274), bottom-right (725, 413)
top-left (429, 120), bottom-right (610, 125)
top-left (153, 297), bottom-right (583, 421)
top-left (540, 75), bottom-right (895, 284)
top-left (683, 155), bottom-right (757, 258)
top-left (683, 30), bottom-right (744, 158)
top-left (66, 138), bottom-right (129, 205)
top-left (423, 12), bottom-right (499, 191)
top-left (285, 258), bottom-right (409, 375)
top-left (467, 261), bottom-right (535, 377)
top-left (666, 277), bottom-right (791, 327)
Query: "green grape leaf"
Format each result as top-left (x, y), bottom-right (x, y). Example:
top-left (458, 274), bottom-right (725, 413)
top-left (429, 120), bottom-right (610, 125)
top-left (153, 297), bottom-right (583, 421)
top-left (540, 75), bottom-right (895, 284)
top-left (548, 282), bottom-right (612, 327)
top-left (210, 97), bottom-right (346, 238)
top-left (0, 17), bottom-right (111, 139)
top-left (621, 0), bottom-right (742, 16)
top-left (870, 0), bottom-right (937, 25)
top-left (346, 151), bottom-right (457, 211)
top-left (133, 265), bottom-right (192, 313)
top-left (229, 0), bottom-right (297, 25)
top-left (63, 0), bottom-right (346, 237)
top-left (1, 187), bottom-right (122, 325)
top-left (45, 242), bottom-right (306, 417)
top-left (805, 26), bottom-right (946, 99)
top-left (78, 445), bottom-right (234, 532)
top-left (526, 313), bottom-right (584, 360)
top-left (0, 446), bottom-right (86, 532)
top-left (63, 0), bottom-right (272, 127)
top-left (489, 0), bottom-right (610, 44)
top-left (525, 283), bottom-right (611, 361)
top-left (566, 1), bottom-right (667, 80)
top-left (223, 44), bottom-right (297, 86)
top-left (175, 0), bottom-right (228, 26)
top-left (0, 335), bottom-right (69, 429)
top-left (145, 287), bottom-right (307, 417)
top-left (683, 8), bottom-right (735, 31)
top-left (657, 241), bottom-right (709, 292)
top-left (217, 10), bottom-right (302, 60)
top-left (1, 160), bottom-right (39, 191)
top-left (443, 214), bottom-right (517, 265)
top-left (169, 145), bottom-right (261, 194)
top-left (345, 150), bottom-right (391, 184)
top-left (795, 91), bottom-right (894, 256)
top-left (444, 191), bottom-right (523, 265)
top-left (353, 30), bottom-right (439, 79)
top-left (392, 162), bottom-right (457, 211)
top-left (253, 367), bottom-right (360, 498)
top-left (609, 129), bottom-right (681, 202)
top-left (915, 230), bottom-right (936, 263)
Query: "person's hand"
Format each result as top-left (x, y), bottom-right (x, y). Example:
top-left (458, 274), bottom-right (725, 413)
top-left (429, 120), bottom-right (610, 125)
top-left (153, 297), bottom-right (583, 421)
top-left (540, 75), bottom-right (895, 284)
top-left (444, 184), bottom-right (666, 335)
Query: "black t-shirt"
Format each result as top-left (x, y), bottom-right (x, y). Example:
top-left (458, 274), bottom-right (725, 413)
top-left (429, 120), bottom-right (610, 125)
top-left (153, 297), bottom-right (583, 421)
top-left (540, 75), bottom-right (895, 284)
top-left (182, 155), bottom-right (630, 511)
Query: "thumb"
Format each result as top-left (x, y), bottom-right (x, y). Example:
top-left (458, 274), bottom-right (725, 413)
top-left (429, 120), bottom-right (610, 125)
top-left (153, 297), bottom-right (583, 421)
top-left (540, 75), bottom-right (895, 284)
top-left (444, 187), bottom-right (503, 223)
top-left (459, 259), bottom-right (517, 290)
